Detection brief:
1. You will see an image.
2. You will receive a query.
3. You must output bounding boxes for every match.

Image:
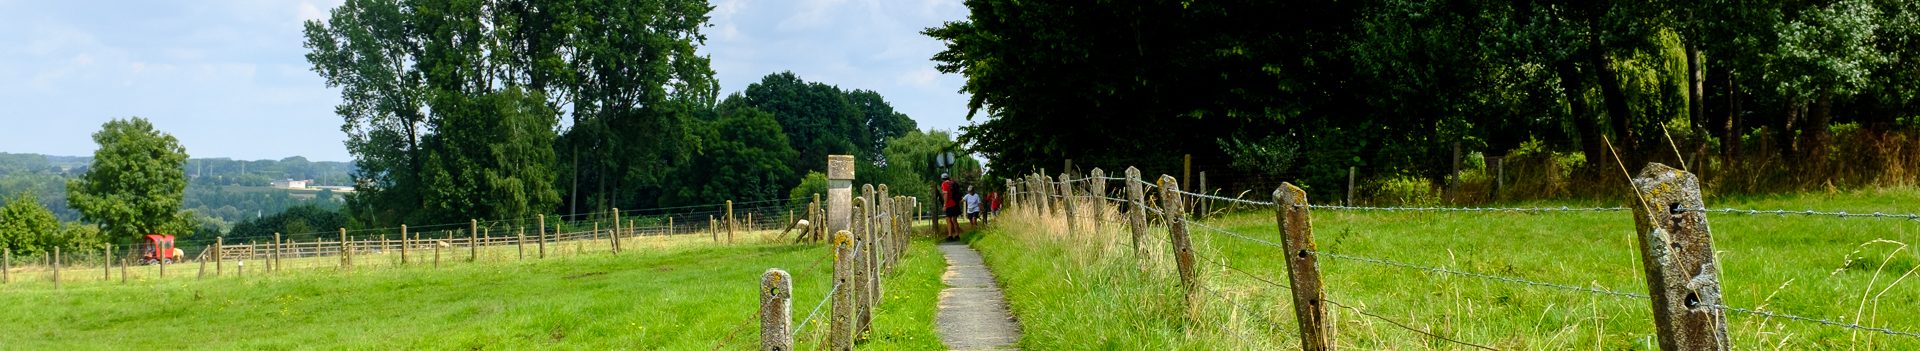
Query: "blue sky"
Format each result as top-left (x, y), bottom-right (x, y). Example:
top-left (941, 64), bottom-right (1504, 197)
top-left (0, 0), bottom-right (971, 162)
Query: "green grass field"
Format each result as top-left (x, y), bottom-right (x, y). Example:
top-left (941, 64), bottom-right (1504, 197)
top-left (0, 230), bottom-right (947, 350)
top-left (974, 187), bottom-right (1920, 350)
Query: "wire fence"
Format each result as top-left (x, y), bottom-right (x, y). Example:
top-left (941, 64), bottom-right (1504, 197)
top-left (1003, 171), bottom-right (1920, 348)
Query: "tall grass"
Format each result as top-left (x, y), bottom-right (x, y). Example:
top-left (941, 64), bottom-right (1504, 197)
top-left (978, 188), bottom-right (1920, 349)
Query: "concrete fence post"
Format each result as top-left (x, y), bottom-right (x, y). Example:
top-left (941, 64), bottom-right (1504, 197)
top-left (1347, 166), bottom-right (1357, 206)
top-left (1126, 167), bottom-right (1148, 258)
top-left (1158, 175), bottom-right (1198, 320)
top-left (1629, 163), bottom-right (1730, 350)
top-left (1060, 173), bottom-right (1077, 236)
top-left (850, 198), bottom-right (872, 335)
top-left (1091, 168), bottom-right (1107, 235)
top-left (120, 257), bottom-right (128, 283)
top-left (827, 155), bottom-right (855, 241)
top-left (810, 194), bottom-right (823, 242)
top-left (518, 227), bottom-right (527, 261)
top-left (761, 269), bottom-right (794, 351)
top-left (434, 242), bottom-right (442, 269)
top-left (829, 230), bottom-right (855, 351)
top-left (1276, 183), bottom-right (1332, 350)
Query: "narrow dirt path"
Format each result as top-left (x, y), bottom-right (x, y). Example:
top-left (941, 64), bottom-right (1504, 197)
top-left (935, 241), bottom-right (1022, 350)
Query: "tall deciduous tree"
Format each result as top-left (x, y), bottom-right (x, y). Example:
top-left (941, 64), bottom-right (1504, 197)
top-left (66, 117), bottom-right (193, 241)
top-left (0, 192), bottom-right (60, 255)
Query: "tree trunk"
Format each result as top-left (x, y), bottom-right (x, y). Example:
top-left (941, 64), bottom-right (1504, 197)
top-left (1593, 53), bottom-right (1637, 159)
top-left (1723, 69), bottom-right (1740, 159)
top-left (1806, 91), bottom-right (1834, 165)
top-left (1686, 45), bottom-right (1706, 140)
top-left (1556, 61), bottom-right (1607, 166)
top-left (1778, 99), bottom-right (1803, 162)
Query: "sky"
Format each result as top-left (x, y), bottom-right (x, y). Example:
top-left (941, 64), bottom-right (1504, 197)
top-left (0, 0), bottom-right (972, 163)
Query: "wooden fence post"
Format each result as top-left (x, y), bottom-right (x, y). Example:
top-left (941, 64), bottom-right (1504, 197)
top-left (340, 228), bottom-right (351, 269)
top-left (198, 248), bottom-right (208, 278)
top-left (103, 245), bottom-right (111, 281)
top-left (1199, 171), bottom-right (1209, 216)
top-left (829, 230), bottom-right (855, 351)
top-left (1126, 167), bottom-right (1148, 258)
top-left (1158, 175), bottom-right (1198, 319)
top-left (761, 268), bottom-right (793, 351)
top-left (51, 247), bottom-right (60, 289)
top-left (1347, 166), bottom-right (1357, 205)
top-left (711, 215), bottom-right (718, 243)
top-left (518, 227), bottom-right (527, 261)
top-left (1276, 183), bottom-right (1332, 350)
top-left (274, 232), bottom-right (283, 272)
top-left (120, 257), bottom-right (128, 284)
top-left (469, 219), bottom-right (479, 262)
top-left (400, 225), bottom-right (409, 265)
top-left (727, 200), bottom-right (737, 244)
top-left (215, 236), bottom-right (224, 276)
top-left (1629, 163), bottom-right (1730, 350)
top-left (538, 214), bottom-right (547, 259)
top-left (2, 248), bottom-right (8, 284)
top-left (612, 209), bottom-right (622, 254)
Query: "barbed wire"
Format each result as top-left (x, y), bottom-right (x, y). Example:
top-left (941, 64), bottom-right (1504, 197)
top-left (1184, 220), bottom-right (1289, 251)
top-left (1312, 251), bottom-right (1650, 300)
top-left (1170, 188), bottom-right (1276, 207)
top-left (791, 282), bottom-right (841, 342)
top-left (1307, 205), bottom-right (1631, 213)
top-left (1712, 304), bottom-right (1920, 338)
top-left (1320, 297), bottom-right (1501, 350)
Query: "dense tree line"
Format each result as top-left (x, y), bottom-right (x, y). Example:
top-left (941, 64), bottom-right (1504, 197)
top-left (928, 0), bottom-right (1920, 197)
top-left (304, 0), bottom-right (947, 227)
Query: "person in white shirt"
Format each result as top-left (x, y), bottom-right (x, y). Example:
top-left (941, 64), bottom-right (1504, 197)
top-left (964, 187), bottom-right (982, 227)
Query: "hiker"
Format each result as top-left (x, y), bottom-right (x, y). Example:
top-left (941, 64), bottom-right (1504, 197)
top-left (942, 173), bottom-right (961, 239)
top-left (964, 186), bottom-right (982, 228)
top-left (988, 191), bottom-right (1001, 219)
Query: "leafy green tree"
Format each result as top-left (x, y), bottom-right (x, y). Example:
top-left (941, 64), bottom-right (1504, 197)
top-left (0, 192), bottom-right (60, 255)
top-left (661, 106), bottom-right (799, 206)
top-left (66, 117), bottom-right (193, 242)
top-left (229, 205), bottom-right (350, 242)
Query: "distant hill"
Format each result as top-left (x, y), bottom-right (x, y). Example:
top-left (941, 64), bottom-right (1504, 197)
top-left (0, 152), bottom-right (354, 236)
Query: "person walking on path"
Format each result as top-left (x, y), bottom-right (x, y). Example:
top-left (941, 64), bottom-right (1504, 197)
top-left (964, 187), bottom-right (982, 228)
top-left (942, 173), bottom-right (961, 239)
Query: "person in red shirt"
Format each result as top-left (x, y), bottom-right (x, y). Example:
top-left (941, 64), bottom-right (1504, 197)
top-left (941, 173), bottom-right (960, 239)
top-left (989, 191), bottom-right (1001, 219)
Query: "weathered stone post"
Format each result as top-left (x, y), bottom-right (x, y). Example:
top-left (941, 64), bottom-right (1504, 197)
top-left (1276, 183), bottom-right (1332, 350)
top-left (1060, 173), bottom-right (1077, 235)
top-left (829, 230), bottom-right (855, 351)
top-left (1629, 163), bottom-right (1730, 350)
top-left (850, 198), bottom-right (872, 335)
top-left (1126, 167), bottom-right (1148, 258)
top-left (1091, 168), bottom-right (1107, 234)
top-left (827, 155), bottom-right (855, 240)
top-left (1158, 175), bottom-right (1198, 319)
top-left (760, 269), bottom-right (794, 351)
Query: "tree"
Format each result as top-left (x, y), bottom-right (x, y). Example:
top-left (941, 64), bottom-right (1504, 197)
top-left (66, 117), bottom-right (193, 242)
top-left (661, 106), bottom-right (799, 206)
top-left (229, 205), bottom-right (350, 242)
top-left (0, 192), bottom-right (59, 255)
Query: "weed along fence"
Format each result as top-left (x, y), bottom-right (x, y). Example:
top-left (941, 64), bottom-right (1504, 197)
top-left (748, 156), bottom-right (924, 351)
top-left (1002, 164), bottom-right (1920, 350)
top-left (0, 194), bottom-right (850, 288)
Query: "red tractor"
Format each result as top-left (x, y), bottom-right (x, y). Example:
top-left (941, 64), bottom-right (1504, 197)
top-left (140, 234), bottom-right (181, 265)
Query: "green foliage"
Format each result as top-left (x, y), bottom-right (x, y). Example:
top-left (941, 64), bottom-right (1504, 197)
top-left (228, 205), bottom-right (350, 242)
top-left (788, 171), bottom-right (829, 208)
top-left (0, 192), bottom-right (60, 255)
top-left (661, 106), bottom-right (799, 206)
top-left (65, 117), bottom-right (194, 242)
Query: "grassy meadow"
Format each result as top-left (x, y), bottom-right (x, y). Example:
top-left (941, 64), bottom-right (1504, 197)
top-left (974, 187), bottom-right (1920, 350)
top-left (0, 229), bottom-right (948, 350)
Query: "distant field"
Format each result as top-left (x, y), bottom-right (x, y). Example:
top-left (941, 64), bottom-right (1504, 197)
top-left (976, 188), bottom-right (1920, 350)
top-left (0, 228), bottom-right (948, 350)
